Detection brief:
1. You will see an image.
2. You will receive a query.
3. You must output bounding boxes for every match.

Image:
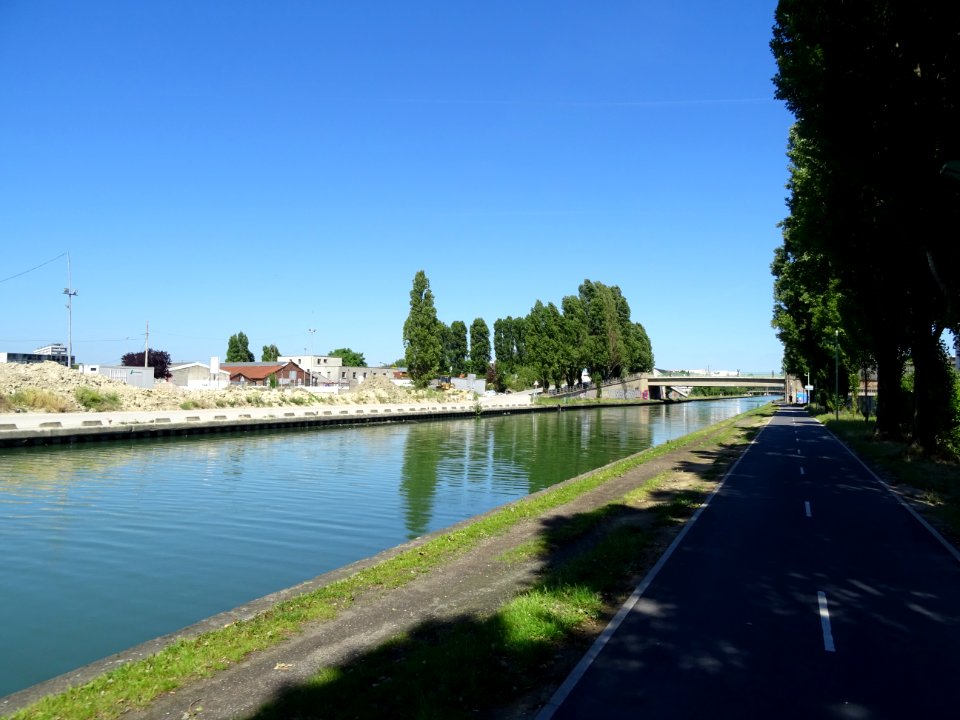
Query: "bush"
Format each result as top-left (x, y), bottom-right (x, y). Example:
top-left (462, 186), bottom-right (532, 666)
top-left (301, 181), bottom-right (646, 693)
top-left (5, 388), bottom-right (73, 413)
top-left (74, 387), bottom-right (122, 412)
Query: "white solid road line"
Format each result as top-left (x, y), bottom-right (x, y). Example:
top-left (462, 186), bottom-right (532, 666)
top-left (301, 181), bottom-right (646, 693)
top-left (817, 591), bottom-right (836, 652)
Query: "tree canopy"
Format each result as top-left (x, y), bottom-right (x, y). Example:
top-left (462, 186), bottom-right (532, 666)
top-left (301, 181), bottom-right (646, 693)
top-left (446, 320), bottom-right (468, 376)
top-left (226, 332), bottom-right (254, 362)
top-left (328, 348), bottom-right (366, 367)
top-left (469, 318), bottom-right (491, 376)
top-left (261, 344), bottom-right (280, 362)
top-left (395, 273), bottom-right (653, 394)
top-left (492, 279), bottom-right (653, 392)
top-left (121, 349), bottom-right (172, 379)
top-left (770, 0), bottom-right (960, 453)
top-left (402, 270), bottom-right (443, 388)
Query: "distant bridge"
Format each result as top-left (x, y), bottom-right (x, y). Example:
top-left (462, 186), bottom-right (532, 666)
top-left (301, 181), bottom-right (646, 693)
top-left (550, 372), bottom-right (787, 401)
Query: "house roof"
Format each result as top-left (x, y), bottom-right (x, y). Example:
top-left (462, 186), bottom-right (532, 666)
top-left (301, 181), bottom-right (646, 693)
top-left (221, 361), bottom-right (302, 381)
top-left (170, 362), bottom-right (230, 376)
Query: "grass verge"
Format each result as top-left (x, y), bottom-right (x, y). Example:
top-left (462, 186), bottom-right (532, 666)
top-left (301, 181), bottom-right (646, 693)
top-left (818, 409), bottom-right (960, 545)
top-left (7, 403), bottom-right (775, 720)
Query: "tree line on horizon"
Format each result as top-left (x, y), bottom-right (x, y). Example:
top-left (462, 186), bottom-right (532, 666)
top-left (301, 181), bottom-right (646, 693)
top-left (769, 0), bottom-right (960, 456)
top-left (222, 333), bottom-right (368, 368)
top-left (402, 269), bottom-right (654, 392)
top-left (121, 340), bottom-right (370, 379)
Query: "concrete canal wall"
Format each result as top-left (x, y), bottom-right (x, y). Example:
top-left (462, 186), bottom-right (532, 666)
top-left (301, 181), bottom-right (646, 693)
top-left (0, 395), bottom-right (542, 448)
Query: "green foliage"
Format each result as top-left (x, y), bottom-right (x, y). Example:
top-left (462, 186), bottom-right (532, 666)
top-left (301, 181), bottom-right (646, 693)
top-left (493, 316), bottom-right (526, 373)
top-left (261, 344), bottom-right (280, 362)
top-left (447, 320), bottom-right (468, 376)
top-left (328, 348), bottom-right (366, 367)
top-left (402, 270), bottom-right (443, 388)
top-left (944, 366), bottom-right (960, 459)
top-left (626, 321), bottom-right (654, 373)
top-left (770, 1), bottom-right (960, 450)
top-left (504, 365), bottom-right (539, 392)
top-left (525, 300), bottom-right (564, 391)
top-left (226, 332), bottom-right (255, 362)
top-left (690, 386), bottom-right (750, 398)
top-left (74, 387), bottom-right (122, 412)
top-left (468, 317), bottom-right (491, 376)
top-left (513, 280), bottom-right (651, 391)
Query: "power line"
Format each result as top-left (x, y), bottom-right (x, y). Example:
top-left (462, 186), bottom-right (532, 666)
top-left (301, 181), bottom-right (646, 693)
top-left (0, 252), bottom-right (67, 284)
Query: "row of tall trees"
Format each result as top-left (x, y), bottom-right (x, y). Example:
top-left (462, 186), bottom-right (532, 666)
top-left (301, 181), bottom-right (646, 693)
top-left (402, 271), bottom-right (654, 391)
top-left (770, 1), bottom-right (960, 454)
top-left (494, 280), bottom-right (653, 392)
top-left (402, 271), bottom-right (493, 387)
top-left (225, 333), bottom-right (282, 363)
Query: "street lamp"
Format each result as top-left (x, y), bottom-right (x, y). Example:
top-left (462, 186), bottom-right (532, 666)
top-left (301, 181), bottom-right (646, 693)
top-left (63, 253), bottom-right (77, 369)
top-left (835, 329), bottom-right (840, 421)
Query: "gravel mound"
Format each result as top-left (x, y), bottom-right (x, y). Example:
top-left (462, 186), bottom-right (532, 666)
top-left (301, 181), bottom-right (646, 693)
top-left (0, 362), bottom-right (470, 413)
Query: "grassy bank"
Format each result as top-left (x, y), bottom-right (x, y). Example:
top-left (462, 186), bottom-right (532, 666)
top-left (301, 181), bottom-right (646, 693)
top-left (7, 403), bottom-right (774, 720)
top-left (817, 409), bottom-right (960, 545)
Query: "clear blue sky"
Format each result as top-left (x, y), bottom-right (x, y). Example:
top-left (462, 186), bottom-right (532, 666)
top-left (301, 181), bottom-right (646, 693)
top-left (1, 1), bottom-right (793, 373)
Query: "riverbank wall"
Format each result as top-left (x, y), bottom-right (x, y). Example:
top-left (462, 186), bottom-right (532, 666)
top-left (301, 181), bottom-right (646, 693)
top-left (0, 397), bottom-right (544, 448)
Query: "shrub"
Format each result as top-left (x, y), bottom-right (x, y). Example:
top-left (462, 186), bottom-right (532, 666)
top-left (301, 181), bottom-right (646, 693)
top-left (74, 387), bottom-right (122, 412)
top-left (7, 388), bottom-right (73, 412)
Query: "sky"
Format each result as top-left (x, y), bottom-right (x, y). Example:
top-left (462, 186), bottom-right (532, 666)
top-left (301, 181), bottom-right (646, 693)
top-left (0, 1), bottom-right (795, 374)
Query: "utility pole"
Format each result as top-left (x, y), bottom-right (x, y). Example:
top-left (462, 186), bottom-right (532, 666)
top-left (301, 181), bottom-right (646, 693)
top-left (145, 321), bottom-right (149, 368)
top-left (63, 252), bottom-right (77, 369)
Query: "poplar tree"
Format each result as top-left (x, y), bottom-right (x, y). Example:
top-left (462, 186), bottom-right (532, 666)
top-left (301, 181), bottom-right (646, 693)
top-left (448, 320), bottom-right (468, 376)
top-left (469, 318), bottom-right (491, 376)
top-left (403, 270), bottom-right (443, 388)
top-left (226, 332), bottom-right (254, 362)
top-left (771, 0), bottom-right (960, 448)
top-left (261, 344), bottom-right (280, 362)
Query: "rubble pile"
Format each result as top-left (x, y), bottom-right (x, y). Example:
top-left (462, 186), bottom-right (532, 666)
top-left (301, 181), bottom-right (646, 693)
top-left (0, 362), bottom-right (470, 413)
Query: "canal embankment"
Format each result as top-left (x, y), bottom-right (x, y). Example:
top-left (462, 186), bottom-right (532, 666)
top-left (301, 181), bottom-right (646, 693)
top-left (0, 395), bottom-right (542, 447)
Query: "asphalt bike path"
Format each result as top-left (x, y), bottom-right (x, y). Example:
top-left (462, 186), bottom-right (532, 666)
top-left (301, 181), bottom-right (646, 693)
top-left (536, 405), bottom-right (960, 719)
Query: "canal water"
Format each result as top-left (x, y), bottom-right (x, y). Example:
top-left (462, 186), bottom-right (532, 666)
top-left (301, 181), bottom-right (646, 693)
top-left (0, 396), bottom-right (774, 698)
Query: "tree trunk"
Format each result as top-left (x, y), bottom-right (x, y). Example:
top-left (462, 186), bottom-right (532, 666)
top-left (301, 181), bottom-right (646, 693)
top-left (874, 338), bottom-right (905, 441)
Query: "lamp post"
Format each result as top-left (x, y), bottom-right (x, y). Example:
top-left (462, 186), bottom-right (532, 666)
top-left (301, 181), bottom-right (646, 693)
top-left (63, 253), bottom-right (77, 369)
top-left (835, 329), bottom-right (840, 421)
